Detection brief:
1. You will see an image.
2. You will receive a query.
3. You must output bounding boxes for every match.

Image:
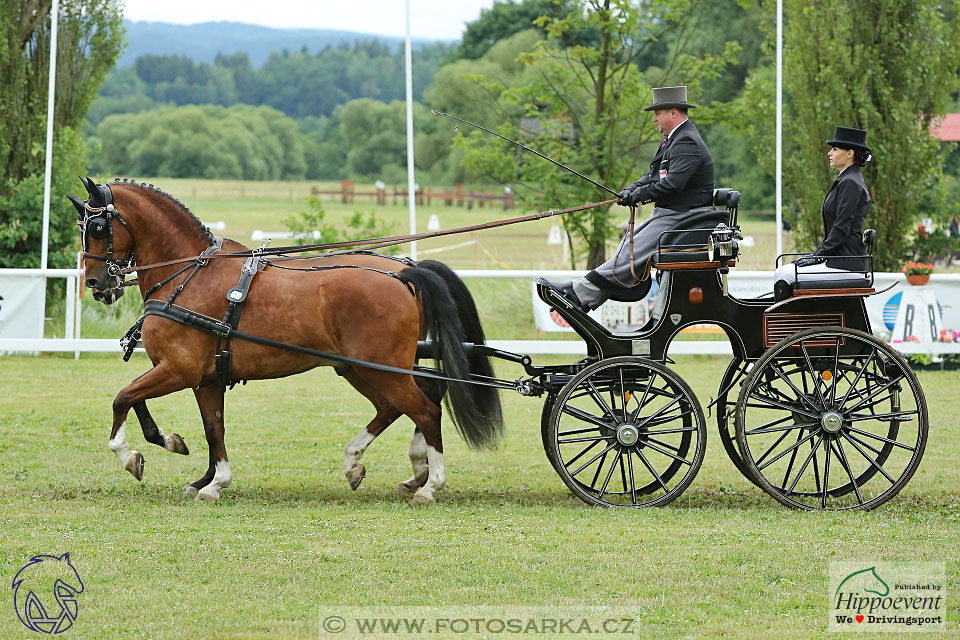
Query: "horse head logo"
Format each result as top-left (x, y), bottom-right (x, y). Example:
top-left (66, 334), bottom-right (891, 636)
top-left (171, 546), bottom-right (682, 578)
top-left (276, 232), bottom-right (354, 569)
top-left (835, 566), bottom-right (890, 599)
top-left (11, 553), bottom-right (84, 634)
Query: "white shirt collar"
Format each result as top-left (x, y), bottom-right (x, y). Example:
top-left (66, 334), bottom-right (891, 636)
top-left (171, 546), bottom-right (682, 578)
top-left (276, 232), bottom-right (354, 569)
top-left (666, 118), bottom-right (689, 140)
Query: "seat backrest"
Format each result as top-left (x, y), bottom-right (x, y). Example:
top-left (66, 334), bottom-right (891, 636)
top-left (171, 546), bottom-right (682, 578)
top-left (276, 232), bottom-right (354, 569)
top-left (713, 188), bottom-right (741, 210)
top-left (863, 228), bottom-right (876, 256)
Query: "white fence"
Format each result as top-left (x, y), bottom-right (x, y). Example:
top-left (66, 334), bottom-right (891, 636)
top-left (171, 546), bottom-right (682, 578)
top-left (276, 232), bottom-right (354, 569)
top-left (2, 268), bottom-right (960, 357)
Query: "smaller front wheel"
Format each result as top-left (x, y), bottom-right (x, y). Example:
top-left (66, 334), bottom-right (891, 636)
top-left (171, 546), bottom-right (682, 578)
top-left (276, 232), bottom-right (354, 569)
top-left (545, 356), bottom-right (706, 507)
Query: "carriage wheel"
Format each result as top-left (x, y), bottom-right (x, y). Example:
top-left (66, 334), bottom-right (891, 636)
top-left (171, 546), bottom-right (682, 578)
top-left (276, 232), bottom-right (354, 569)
top-left (735, 327), bottom-right (927, 510)
top-left (715, 357), bottom-right (762, 487)
top-left (545, 356), bottom-right (706, 507)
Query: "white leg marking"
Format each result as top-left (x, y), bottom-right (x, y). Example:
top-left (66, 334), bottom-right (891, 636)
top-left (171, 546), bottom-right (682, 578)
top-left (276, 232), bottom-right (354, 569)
top-left (412, 446), bottom-right (445, 503)
top-left (109, 422), bottom-right (137, 467)
top-left (343, 429), bottom-right (376, 473)
top-left (402, 432), bottom-right (429, 487)
top-left (197, 460), bottom-right (232, 501)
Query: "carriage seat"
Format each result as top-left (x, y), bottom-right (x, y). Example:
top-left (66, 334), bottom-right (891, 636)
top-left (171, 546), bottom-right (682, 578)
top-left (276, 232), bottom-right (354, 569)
top-left (652, 190), bottom-right (736, 266)
top-left (790, 229), bottom-right (876, 295)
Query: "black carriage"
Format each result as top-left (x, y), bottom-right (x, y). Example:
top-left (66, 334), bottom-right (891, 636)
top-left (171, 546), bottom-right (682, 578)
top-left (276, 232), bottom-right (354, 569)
top-left (479, 190), bottom-right (926, 510)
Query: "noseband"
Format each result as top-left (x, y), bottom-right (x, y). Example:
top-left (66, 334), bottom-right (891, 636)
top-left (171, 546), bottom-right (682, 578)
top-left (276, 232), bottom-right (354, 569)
top-left (78, 184), bottom-right (134, 281)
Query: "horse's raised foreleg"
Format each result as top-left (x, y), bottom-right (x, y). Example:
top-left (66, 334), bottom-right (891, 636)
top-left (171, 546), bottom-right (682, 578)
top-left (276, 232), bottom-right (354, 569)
top-left (185, 383), bottom-right (231, 501)
top-left (132, 402), bottom-right (190, 455)
top-left (109, 365), bottom-right (194, 481)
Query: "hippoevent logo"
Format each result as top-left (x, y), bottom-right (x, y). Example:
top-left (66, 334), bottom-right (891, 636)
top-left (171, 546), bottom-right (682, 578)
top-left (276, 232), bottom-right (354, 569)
top-left (829, 562), bottom-right (945, 632)
top-left (11, 553), bottom-right (84, 634)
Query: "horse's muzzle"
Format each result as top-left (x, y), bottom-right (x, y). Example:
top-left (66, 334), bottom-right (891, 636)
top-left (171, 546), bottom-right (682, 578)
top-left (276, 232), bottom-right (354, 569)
top-left (86, 276), bottom-right (124, 304)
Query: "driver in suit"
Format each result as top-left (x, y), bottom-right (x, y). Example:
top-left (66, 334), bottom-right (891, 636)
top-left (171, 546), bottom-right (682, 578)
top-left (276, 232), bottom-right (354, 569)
top-left (548, 85), bottom-right (715, 311)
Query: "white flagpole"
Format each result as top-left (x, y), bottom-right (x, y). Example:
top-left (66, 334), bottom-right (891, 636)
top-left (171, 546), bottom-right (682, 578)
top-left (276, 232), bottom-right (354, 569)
top-left (40, 0), bottom-right (59, 271)
top-left (404, 0), bottom-right (418, 260)
top-left (775, 0), bottom-right (783, 258)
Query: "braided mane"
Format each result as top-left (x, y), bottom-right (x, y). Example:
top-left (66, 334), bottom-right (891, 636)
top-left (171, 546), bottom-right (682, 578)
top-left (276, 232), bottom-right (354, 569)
top-left (113, 178), bottom-right (215, 244)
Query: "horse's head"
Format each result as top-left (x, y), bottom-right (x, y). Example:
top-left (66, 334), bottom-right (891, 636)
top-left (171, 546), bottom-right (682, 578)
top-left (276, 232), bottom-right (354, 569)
top-left (68, 177), bottom-right (133, 304)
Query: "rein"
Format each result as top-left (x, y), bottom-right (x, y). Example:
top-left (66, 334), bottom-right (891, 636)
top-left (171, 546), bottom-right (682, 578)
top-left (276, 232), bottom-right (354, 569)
top-left (120, 198), bottom-right (618, 276)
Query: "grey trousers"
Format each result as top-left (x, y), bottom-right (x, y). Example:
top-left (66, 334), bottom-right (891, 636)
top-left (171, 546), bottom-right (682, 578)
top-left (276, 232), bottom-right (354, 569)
top-left (572, 206), bottom-right (715, 308)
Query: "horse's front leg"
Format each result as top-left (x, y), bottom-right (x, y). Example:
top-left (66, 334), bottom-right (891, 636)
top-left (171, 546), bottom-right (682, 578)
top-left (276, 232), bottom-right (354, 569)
top-left (132, 402), bottom-right (189, 455)
top-left (109, 365), bottom-right (194, 481)
top-left (185, 383), bottom-right (231, 501)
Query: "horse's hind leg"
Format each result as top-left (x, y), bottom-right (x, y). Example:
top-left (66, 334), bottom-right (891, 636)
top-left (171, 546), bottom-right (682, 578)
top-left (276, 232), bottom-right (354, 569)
top-left (109, 365), bottom-right (195, 481)
top-left (185, 383), bottom-right (231, 501)
top-left (396, 378), bottom-right (446, 496)
top-left (341, 369), bottom-right (404, 491)
top-left (132, 402), bottom-right (189, 455)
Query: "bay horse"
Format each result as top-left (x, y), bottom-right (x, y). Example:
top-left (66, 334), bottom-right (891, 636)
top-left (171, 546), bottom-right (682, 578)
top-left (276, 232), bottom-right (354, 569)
top-left (69, 178), bottom-right (503, 503)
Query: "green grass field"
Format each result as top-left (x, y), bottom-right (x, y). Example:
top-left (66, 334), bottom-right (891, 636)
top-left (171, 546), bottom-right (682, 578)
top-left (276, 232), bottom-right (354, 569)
top-left (0, 354), bottom-right (957, 639)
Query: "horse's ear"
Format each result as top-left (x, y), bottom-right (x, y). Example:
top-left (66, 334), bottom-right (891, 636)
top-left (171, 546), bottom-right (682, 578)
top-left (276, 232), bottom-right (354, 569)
top-left (59, 552), bottom-right (71, 562)
top-left (67, 195), bottom-right (85, 217)
top-left (83, 177), bottom-right (100, 202)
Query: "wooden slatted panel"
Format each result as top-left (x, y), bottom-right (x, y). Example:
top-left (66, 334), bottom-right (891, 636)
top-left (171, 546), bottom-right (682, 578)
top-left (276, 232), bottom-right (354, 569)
top-left (763, 312), bottom-right (845, 348)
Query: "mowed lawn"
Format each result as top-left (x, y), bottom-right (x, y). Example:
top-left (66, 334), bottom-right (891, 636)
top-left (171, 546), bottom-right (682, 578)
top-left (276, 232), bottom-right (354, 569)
top-left (0, 354), bottom-right (957, 639)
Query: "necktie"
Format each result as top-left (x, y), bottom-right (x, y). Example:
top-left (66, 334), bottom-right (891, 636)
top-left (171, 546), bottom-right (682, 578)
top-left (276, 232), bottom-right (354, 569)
top-left (660, 136), bottom-right (668, 148)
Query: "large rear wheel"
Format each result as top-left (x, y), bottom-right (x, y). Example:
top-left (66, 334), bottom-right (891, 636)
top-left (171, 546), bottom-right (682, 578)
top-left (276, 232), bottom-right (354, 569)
top-left (735, 327), bottom-right (927, 510)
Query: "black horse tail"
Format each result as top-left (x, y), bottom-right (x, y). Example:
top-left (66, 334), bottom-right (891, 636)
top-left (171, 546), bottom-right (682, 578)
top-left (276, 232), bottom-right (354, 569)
top-left (398, 263), bottom-right (504, 449)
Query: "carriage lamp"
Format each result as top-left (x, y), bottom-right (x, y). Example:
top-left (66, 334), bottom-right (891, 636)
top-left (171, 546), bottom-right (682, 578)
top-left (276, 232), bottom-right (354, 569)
top-left (708, 224), bottom-right (740, 296)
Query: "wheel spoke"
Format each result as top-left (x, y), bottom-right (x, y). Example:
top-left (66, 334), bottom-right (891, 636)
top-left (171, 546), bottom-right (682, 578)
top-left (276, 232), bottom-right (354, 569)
top-left (586, 380), bottom-right (615, 419)
top-left (595, 450), bottom-right (620, 501)
top-left (637, 395), bottom-right (682, 429)
top-left (800, 342), bottom-right (827, 407)
top-left (845, 375), bottom-right (905, 413)
top-left (634, 449), bottom-right (669, 493)
top-left (839, 353), bottom-right (874, 406)
top-left (768, 361), bottom-right (821, 412)
top-left (745, 393), bottom-right (819, 418)
top-left (645, 424), bottom-right (700, 435)
top-left (641, 439), bottom-right (692, 466)
top-left (785, 435), bottom-right (824, 495)
top-left (821, 437), bottom-right (833, 508)
top-left (846, 390), bottom-right (901, 415)
top-left (846, 426), bottom-right (916, 451)
top-left (848, 409), bottom-right (917, 423)
top-left (754, 428), bottom-right (793, 467)
top-left (756, 428), bottom-right (820, 472)
top-left (561, 405), bottom-right (609, 428)
top-left (840, 432), bottom-right (897, 485)
top-left (834, 439), bottom-right (864, 505)
top-left (589, 450), bottom-right (610, 488)
top-left (558, 425), bottom-right (605, 438)
top-left (746, 420), bottom-right (818, 436)
top-left (829, 337), bottom-right (841, 406)
top-left (646, 436), bottom-right (682, 454)
top-left (642, 408), bottom-right (692, 429)
top-left (780, 429), bottom-right (804, 489)
top-left (618, 369), bottom-right (628, 423)
top-left (563, 439), bottom-right (602, 471)
top-left (627, 451), bottom-right (637, 504)
top-left (558, 434), bottom-right (611, 445)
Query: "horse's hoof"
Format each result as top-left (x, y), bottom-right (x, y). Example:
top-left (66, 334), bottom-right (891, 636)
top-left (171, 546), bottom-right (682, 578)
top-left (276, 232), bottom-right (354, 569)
top-left (125, 451), bottom-right (144, 481)
top-left (167, 433), bottom-right (189, 455)
top-left (394, 482), bottom-right (415, 496)
top-left (346, 464), bottom-right (366, 491)
top-left (196, 486), bottom-right (219, 501)
top-left (183, 485), bottom-right (199, 497)
top-left (410, 489), bottom-right (435, 505)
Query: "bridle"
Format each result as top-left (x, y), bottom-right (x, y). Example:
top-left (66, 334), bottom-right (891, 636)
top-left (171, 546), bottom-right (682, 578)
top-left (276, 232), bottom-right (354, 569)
top-left (77, 184), bottom-right (134, 282)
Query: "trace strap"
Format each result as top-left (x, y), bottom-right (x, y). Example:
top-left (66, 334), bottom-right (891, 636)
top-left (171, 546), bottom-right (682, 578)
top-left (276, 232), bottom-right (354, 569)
top-left (121, 198), bottom-right (618, 276)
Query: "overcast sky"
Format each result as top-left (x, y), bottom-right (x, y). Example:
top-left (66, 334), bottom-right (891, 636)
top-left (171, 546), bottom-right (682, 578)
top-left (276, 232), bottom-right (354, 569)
top-left (122, 0), bottom-right (500, 40)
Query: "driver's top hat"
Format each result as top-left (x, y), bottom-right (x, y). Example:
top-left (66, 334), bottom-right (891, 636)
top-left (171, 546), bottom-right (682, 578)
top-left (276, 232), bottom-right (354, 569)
top-left (826, 126), bottom-right (871, 152)
top-left (643, 86), bottom-right (698, 112)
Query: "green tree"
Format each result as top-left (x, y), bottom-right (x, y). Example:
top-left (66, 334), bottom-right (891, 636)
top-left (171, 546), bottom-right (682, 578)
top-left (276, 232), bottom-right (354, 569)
top-left (782, 0), bottom-right (960, 270)
top-left (455, 0), bottom-right (588, 60)
top-left (0, 0), bottom-right (124, 268)
top-left (458, 0), bottom-right (739, 268)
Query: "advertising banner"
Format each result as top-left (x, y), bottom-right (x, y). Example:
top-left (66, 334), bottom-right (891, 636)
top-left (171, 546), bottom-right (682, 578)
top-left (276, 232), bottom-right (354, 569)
top-left (0, 274), bottom-right (45, 339)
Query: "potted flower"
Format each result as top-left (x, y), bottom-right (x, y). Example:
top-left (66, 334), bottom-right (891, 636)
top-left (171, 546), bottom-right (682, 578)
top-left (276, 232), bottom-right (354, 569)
top-left (902, 261), bottom-right (934, 286)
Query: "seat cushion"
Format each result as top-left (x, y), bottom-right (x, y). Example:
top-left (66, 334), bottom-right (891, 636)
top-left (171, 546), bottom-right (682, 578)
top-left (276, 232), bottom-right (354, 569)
top-left (794, 276), bottom-right (872, 290)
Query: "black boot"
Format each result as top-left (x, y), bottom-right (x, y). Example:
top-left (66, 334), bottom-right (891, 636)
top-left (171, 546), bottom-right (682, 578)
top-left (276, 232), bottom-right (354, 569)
top-left (544, 279), bottom-right (588, 311)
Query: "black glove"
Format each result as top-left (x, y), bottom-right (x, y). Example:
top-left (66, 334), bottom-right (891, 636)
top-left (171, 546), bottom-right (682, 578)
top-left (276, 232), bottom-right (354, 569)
top-left (617, 188), bottom-right (633, 206)
top-left (794, 255), bottom-right (826, 268)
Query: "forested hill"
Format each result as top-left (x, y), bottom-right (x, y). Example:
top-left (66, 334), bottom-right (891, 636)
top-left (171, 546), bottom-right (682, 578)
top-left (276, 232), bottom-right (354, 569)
top-left (119, 21), bottom-right (452, 68)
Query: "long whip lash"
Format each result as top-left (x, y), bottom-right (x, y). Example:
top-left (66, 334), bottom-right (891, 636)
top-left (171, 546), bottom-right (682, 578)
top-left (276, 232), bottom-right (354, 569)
top-left (430, 110), bottom-right (620, 197)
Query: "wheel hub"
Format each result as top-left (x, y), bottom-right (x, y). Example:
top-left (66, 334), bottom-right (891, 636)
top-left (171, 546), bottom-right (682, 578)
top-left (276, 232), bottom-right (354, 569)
top-left (616, 424), bottom-right (640, 446)
top-left (820, 411), bottom-right (844, 434)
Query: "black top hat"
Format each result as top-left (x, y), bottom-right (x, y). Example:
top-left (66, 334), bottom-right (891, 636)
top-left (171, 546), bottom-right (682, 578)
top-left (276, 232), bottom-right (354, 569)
top-left (643, 86), bottom-right (698, 112)
top-left (826, 126), bottom-right (871, 152)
